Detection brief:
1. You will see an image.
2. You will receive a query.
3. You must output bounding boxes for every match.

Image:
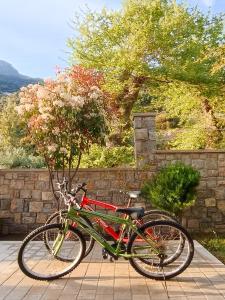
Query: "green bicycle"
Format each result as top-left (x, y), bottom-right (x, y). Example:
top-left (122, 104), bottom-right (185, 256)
top-left (18, 197), bottom-right (194, 281)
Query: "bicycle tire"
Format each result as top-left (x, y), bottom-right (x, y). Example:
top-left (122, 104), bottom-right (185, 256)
top-left (127, 220), bottom-right (194, 280)
top-left (45, 209), bottom-right (95, 258)
top-left (18, 223), bottom-right (86, 281)
top-left (137, 210), bottom-right (185, 265)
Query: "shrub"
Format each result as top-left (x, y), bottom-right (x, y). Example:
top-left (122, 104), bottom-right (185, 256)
top-left (141, 162), bottom-right (200, 216)
top-left (0, 147), bottom-right (45, 169)
top-left (77, 144), bottom-right (134, 168)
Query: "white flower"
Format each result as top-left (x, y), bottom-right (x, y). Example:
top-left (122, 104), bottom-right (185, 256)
top-left (60, 147), bottom-right (67, 154)
top-left (47, 144), bottom-right (57, 152)
top-left (41, 113), bottom-right (51, 120)
top-left (16, 105), bottom-right (24, 115)
top-left (90, 86), bottom-right (99, 91)
top-left (53, 100), bottom-right (65, 107)
top-left (24, 103), bottom-right (35, 112)
top-left (20, 97), bottom-right (28, 104)
top-left (70, 95), bottom-right (85, 108)
top-left (37, 86), bottom-right (50, 99)
top-left (90, 91), bottom-right (100, 100)
top-left (52, 127), bottom-right (60, 134)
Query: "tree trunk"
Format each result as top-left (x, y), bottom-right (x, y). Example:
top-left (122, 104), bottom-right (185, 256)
top-left (201, 98), bottom-right (222, 148)
top-left (108, 76), bottom-right (147, 146)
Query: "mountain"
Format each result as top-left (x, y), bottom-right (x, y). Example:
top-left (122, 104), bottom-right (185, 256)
top-left (0, 60), bottom-right (42, 94)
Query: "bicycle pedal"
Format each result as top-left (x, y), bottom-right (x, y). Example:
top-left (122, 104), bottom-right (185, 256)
top-left (102, 249), bottom-right (108, 260)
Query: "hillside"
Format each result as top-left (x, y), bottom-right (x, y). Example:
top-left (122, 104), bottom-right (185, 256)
top-left (0, 60), bottom-right (41, 93)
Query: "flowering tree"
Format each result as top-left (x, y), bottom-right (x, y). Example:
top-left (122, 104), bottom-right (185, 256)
top-left (17, 66), bottom-right (108, 203)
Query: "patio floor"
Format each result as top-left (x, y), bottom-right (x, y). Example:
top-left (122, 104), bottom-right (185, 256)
top-left (0, 241), bottom-right (225, 300)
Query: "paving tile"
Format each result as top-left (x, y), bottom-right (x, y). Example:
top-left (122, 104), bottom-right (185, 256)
top-left (0, 241), bottom-right (224, 300)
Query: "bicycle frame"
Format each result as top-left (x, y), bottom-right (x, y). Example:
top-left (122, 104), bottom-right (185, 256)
top-left (64, 205), bottom-right (160, 259)
top-left (79, 194), bottom-right (144, 242)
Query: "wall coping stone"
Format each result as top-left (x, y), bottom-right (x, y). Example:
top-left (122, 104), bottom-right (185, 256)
top-left (133, 112), bottom-right (157, 117)
top-left (155, 150), bottom-right (225, 154)
top-left (0, 167), bottom-right (146, 173)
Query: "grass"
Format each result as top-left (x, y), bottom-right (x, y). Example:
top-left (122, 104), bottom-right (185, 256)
top-left (194, 232), bottom-right (225, 264)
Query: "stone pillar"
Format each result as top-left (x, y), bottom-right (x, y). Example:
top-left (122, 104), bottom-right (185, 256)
top-left (133, 112), bottom-right (157, 168)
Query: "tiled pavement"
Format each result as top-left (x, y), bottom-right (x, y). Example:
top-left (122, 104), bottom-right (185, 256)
top-left (0, 241), bottom-right (225, 300)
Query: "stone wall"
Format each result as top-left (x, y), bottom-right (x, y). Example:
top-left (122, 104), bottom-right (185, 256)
top-left (0, 168), bottom-right (151, 235)
top-left (1, 113), bottom-right (225, 234)
top-left (133, 113), bottom-right (225, 232)
top-left (154, 150), bottom-right (225, 232)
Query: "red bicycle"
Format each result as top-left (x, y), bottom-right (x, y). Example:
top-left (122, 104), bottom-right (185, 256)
top-left (46, 180), bottom-right (177, 258)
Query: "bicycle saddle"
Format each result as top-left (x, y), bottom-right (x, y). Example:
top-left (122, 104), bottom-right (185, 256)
top-left (128, 191), bottom-right (141, 199)
top-left (116, 207), bottom-right (145, 220)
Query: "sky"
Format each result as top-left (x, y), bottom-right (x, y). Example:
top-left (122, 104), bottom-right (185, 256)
top-left (0, 0), bottom-right (224, 79)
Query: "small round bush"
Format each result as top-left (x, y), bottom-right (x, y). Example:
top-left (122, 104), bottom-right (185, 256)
top-left (141, 162), bottom-right (200, 216)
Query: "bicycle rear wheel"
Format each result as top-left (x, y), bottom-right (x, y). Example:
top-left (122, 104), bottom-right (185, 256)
top-left (137, 210), bottom-right (184, 265)
top-left (127, 220), bottom-right (194, 280)
top-left (18, 223), bottom-right (86, 281)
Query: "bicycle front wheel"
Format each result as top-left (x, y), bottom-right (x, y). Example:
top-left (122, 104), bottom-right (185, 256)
top-left (18, 223), bottom-right (86, 281)
top-left (127, 220), bottom-right (194, 280)
top-left (45, 210), bottom-right (95, 258)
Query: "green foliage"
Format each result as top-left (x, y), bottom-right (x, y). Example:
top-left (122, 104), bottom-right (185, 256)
top-left (0, 94), bottom-right (26, 149)
top-left (0, 147), bottom-right (45, 169)
top-left (77, 144), bottom-right (134, 168)
top-left (196, 232), bottom-right (225, 264)
top-left (141, 162), bottom-right (200, 215)
top-left (68, 0), bottom-right (224, 131)
top-left (147, 81), bottom-right (225, 149)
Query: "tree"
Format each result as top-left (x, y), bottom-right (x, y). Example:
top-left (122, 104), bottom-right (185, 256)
top-left (144, 80), bottom-right (225, 149)
top-left (0, 93), bottom-right (25, 149)
top-left (17, 66), bottom-right (108, 204)
top-left (68, 0), bottom-right (224, 144)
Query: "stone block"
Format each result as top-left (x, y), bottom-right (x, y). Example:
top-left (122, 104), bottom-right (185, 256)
top-left (218, 180), bottom-right (225, 186)
top-left (35, 181), bottom-right (50, 191)
top-left (22, 216), bottom-right (35, 224)
top-left (38, 173), bottom-right (50, 181)
top-left (135, 129), bottom-right (148, 140)
top-left (148, 130), bottom-right (156, 140)
top-left (219, 168), bottom-right (225, 176)
top-left (206, 159), bottom-right (218, 170)
top-left (14, 213), bottom-right (21, 224)
top-left (0, 185), bottom-right (9, 195)
top-left (23, 182), bottom-right (34, 190)
top-left (133, 117), bottom-right (142, 129)
top-left (217, 200), bottom-right (225, 213)
top-left (206, 179), bottom-right (217, 188)
top-left (187, 219), bottom-right (199, 229)
top-left (10, 180), bottom-right (24, 189)
top-left (142, 117), bottom-right (155, 129)
top-left (43, 203), bottom-right (54, 213)
top-left (205, 198), bottom-right (216, 207)
top-left (192, 159), bottom-right (204, 169)
top-left (0, 199), bottom-right (10, 210)
top-left (0, 210), bottom-right (13, 218)
top-left (5, 173), bottom-right (13, 179)
top-left (42, 191), bottom-right (53, 201)
top-left (29, 201), bottom-right (43, 212)
top-left (215, 189), bottom-right (225, 200)
top-left (211, 212), bottom-right (223, 222)
top-left (32, 190), bottom-right (42, 200)
top-left (218, 153), bottom-right (225, 161)
top-left (20, 189), bottom-right (32, 199)
top-left (0, 176), bottom-right (4, 185)
top-left (10, 199), bottom-right (24, 212)
top-left (36, 213), bottom-right (47, 223)
top-left (207, 170), bottom-right (218, 177)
